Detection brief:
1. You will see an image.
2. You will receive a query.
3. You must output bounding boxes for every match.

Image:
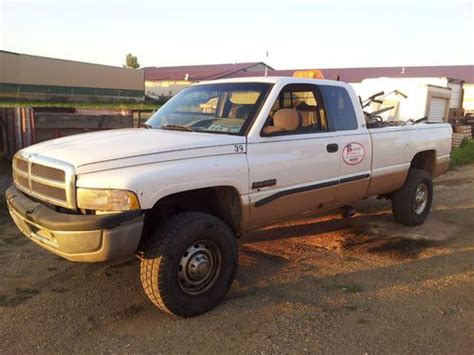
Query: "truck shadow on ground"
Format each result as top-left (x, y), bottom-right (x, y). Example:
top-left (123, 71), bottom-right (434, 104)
top-left (230, 248), bottom-right (474, 308)
top-left (243, 210), bottom-right (442, 259)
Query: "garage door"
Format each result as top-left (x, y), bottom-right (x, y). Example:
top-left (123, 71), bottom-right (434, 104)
top-left (428, 97), bottom-right (447, 123)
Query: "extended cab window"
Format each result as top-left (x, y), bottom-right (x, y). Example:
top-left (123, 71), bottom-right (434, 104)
top-left (319, 85), bottom-right (358, 131)
top-left (146, 83), bottom-right (271, 135)
top-left (262, 84), bottom-right (328, 136)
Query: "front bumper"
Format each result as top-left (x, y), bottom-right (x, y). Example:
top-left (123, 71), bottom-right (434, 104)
top-left (6, 186), bottom-right (144, 262)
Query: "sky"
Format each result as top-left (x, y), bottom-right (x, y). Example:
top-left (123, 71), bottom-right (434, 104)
top-left (0, 0), bottom-right (473, 70)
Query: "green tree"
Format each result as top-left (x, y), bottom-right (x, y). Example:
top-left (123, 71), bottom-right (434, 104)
top-left (123, 53), bottom-right (140, 69)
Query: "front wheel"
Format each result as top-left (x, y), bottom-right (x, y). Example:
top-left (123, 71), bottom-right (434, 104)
top-left (140, 212), bottom-right (238, 317)
top-left (391, 169), bottom-right (433, 226)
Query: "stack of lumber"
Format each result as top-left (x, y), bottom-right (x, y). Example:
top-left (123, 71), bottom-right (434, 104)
top-left (453, 125), bottom-right (472, 137)
top-left (452, 133), bottom-right (466, 148)
top-left (465, 114), bottom-right (474, 126)
top-left (448, 110), bottom-right (474, 148)
top-left (451, 126), bottom-right (472, 148)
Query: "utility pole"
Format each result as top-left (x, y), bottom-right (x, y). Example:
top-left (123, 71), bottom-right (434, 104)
top-left (264, 51), bottom-right (269, 77)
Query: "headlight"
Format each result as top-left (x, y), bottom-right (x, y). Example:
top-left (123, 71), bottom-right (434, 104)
top-left (77, 188), bottom-right (140, 211)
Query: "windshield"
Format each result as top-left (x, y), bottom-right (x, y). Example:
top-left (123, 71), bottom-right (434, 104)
top-left (146, 82), bottom-right (271, 135)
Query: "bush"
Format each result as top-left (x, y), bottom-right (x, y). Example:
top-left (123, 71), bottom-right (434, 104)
top-left (451, 139), bottom-right (474, 167)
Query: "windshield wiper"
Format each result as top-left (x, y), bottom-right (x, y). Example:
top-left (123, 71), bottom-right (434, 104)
top-left (160, 124), bottom-right (195, 132)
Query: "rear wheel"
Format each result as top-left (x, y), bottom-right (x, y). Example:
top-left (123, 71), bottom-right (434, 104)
top-left (140, 212), bottom-right (238, 317)
top-left (391, 169), bottom-right (433, 226)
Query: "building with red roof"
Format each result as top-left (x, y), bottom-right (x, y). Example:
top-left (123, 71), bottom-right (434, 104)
top-left (144, 62), bottom-right (273, 97)
top-left (144, 62), bottom-right (473, 101)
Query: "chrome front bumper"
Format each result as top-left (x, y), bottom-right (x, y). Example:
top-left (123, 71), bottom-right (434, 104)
top-left (6, 186), bottom-right (144, 262)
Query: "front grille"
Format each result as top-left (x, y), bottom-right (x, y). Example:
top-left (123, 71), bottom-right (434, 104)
top-left (14, 158), bottom-right (28, 172)
top-left (13, 154), bottom-right (75, 208)
top-left (31, 163), bottom-right (66, 182)
top-left (14, 173), bottom-right (29, 190)
top-left (31, 181), bottom-right (67, 201)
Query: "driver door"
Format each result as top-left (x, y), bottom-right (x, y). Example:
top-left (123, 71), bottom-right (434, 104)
top-left (246, 84), bottom-right (340, 228)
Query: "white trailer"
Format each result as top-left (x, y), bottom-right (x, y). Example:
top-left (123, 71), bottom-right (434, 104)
top-left (351, 77), bottom-right (462, 123)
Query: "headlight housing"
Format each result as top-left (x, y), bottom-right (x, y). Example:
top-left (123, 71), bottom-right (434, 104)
top-left (77, 188), bottom-right (140, 211)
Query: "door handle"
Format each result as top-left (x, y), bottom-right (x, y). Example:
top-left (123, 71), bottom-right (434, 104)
top-left (327, 143), bottom-right (339, 153)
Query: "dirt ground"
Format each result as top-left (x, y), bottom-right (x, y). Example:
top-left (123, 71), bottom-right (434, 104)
top-left (0, 159), bottom-right (473, 354)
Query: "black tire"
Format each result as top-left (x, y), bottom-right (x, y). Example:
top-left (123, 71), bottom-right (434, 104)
top-left (140, 212), bottom-right (238, 317)
top-left (391, 168), bottom-right (433, 226)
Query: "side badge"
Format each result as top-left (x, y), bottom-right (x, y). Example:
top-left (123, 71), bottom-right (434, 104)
top-left (252, 179), bottom-right (277, 189)
top-left (342, 143), bottom-right (365, 165)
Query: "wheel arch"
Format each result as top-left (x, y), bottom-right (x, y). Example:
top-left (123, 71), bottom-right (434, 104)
top-left (409, 149), bottom-right (437, 176)
top-left (141, 185), bottom-right (244, 245)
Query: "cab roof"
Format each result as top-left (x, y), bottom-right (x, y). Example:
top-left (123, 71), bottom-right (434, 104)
top-left (194, 76), bottom-right (349, 87)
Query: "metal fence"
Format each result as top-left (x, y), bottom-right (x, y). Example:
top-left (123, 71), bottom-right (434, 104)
top-left (0, 108), bottom-right (139, 159)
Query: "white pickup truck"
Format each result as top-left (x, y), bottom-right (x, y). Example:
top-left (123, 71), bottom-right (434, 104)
top-left (6, 77), bottom-right (452, 316)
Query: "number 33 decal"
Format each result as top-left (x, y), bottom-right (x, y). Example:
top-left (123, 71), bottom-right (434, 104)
top-left (234, 145), bottom-right (244, 152)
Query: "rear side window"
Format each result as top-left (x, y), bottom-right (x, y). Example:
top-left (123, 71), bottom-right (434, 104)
top-left (319, 85), bottom-right (358, 131)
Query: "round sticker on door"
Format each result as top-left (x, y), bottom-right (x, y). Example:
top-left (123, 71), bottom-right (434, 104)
top-left (342, 142), bottom-right (365, 165)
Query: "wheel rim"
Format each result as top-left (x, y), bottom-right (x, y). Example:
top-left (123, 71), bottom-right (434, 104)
top-left (177, 240), bottom-right (221, 295)
top-left (414, 182), bottom-right (429, 214)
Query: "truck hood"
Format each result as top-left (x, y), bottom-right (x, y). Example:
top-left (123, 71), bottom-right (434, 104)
top-left (21, 128), bottom-right (246, 174)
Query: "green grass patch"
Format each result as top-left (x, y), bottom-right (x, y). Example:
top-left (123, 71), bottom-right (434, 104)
top-left (451, 139), bottom-right (474, 167)
top-left (0, 100), bottom-right (161, 110)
